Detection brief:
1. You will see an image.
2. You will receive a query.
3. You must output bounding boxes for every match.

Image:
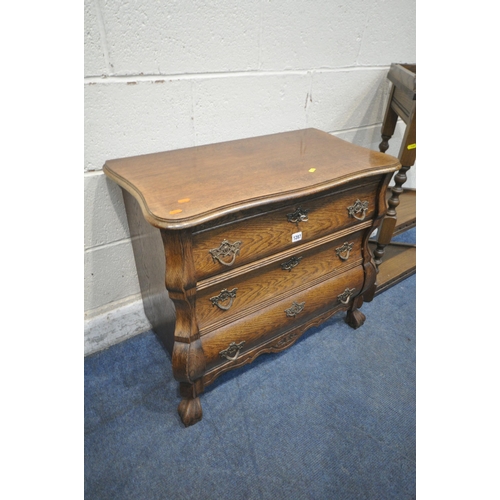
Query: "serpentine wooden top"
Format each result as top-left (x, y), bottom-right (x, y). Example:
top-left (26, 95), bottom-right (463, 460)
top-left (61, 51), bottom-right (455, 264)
top-left (103, 128), bottom-right (400, 229)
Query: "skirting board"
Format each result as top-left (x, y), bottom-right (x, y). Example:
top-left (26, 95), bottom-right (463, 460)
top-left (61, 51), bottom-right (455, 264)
top-left (84, 299), bottom-right (152, 356)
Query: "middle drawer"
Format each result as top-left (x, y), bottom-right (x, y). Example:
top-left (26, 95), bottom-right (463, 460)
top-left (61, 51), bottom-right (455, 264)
top-left (196, 228), bottom-right (365, 333)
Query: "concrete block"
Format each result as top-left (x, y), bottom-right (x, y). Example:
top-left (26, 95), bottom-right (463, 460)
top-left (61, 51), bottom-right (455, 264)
top-left (306, 68), bottom-right (391, 132)
top-left (357, 0), bottom-right (416, 65)
top-left (100, 0), bottom-right (260, 75)
top-left (260, 0), bottom-right (367, 70)
top-left (84, 239), bottom-right (141, 313)
top-left (192, 73), bottom-right (309, 146)
top-left (85, 0), bottom-right (108, 76)
top-left (84, 172), bottom-right (131, 250)
top-left (84, 80), bottom-right (194, 171)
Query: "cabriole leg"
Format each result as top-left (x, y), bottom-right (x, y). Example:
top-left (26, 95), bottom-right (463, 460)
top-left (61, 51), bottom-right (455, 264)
top-left (345, 295), bottom-right (366, 329)
top-left (178, 380), bottom-right (204, 427)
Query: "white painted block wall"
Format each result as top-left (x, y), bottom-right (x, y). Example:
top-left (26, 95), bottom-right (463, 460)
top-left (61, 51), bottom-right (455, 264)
top-left (84, 0), bottom-right (416, 355)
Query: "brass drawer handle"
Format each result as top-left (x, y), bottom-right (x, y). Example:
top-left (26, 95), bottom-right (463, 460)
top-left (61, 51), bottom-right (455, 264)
top-left (219, 341), bottom-right (245, 361)
top-left (338, 287), bottom-right (355, 305)
top-left (280, 256), bottom-right (303, 271)
top-left (209, 239), bottom-right (242, 266)
top-left (210, 288), bottom-right (238, 311)
top-left (347, 199), bottom-right (369, 221)
top-left (335, 242), bottom-right (354, 261)
top-left (285, 301), bottom-right (305, 318)
top-left (287, 207), bottom-right (310, 223)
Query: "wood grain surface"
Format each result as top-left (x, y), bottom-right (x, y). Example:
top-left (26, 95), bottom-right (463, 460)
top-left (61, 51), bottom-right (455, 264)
top-left (192, 180), bottom-right (379, 280)
top-left (200, 265), bottom-right (364, 371)
top-left (196, 229), bottom-right (365, 332)
top-left (103, 128), bottom-right (400, 229)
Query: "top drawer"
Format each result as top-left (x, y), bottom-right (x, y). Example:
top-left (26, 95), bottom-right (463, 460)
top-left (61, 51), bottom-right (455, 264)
top-left (192, 180), bottom-right (379, 281)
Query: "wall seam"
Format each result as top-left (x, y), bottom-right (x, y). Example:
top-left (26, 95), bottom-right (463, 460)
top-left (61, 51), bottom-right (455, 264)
top-left (85, 170), bottom-right (105, 178)
top-left (258, 0), bottom-right (264, 70)
top-left (305, 70), bottom-right (314, 123)
top-left (85, 235), bottom-right (141, 253)
top-left (83, 65), bottom-right (390, 84)
top-left (190, 80), bottom-right (197, 146)
top-left (328, 122), bottom-right (384, 135)
top-left (85, 292), bottom-right (145, 319)
top-left (94, 0), bottom-right (113, 75)
top-left (355, 0), bottom-right (376, 65)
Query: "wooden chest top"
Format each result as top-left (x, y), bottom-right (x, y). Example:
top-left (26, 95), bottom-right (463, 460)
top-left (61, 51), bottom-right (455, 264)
top-left (103, 128), bottom-right (400, 229)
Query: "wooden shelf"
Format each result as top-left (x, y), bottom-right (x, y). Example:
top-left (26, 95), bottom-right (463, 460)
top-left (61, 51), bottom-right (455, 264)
top-left (369, 241), bottom-right (416, 295)
top-left (390, 188), bottom-right (416, 236)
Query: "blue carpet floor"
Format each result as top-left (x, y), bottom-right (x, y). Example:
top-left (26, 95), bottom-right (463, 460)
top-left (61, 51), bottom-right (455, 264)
top-left (85, 229), bottom-right (416, 500)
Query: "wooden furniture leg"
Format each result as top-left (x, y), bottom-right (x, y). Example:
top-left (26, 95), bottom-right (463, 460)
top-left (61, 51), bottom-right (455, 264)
top-left (161, 229), bottom-right (207, 427)
top-left (345, 295), bottom-right (366, 329)
top-left (379, 85), bottom-right (398, 154)
top-left (178, 380), bottom-right (204, 427)
top-left (373, 107), bottom-right (416, 266)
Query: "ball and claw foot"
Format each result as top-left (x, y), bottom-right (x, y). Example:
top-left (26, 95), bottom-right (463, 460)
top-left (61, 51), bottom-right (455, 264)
top-left (178, 397), bottom-right (203, 427)
top-left (345, 309), bottom-right (366, 329)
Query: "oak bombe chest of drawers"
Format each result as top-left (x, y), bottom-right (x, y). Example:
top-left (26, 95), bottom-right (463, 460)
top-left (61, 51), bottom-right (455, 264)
top-left (104, 128), bottom-right (400, 427)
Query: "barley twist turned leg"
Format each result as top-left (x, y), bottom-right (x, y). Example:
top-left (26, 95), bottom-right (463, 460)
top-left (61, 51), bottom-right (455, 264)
top-left (372, 165), bottom-right (410, 266)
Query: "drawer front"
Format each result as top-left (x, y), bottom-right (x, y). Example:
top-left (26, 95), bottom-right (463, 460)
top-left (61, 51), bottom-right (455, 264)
top-left (192, 182), bottom-right (378, 280)
top-left (200, 265), bottom-right (364, 371)
top-left (196, 229), bottom-right (365, 333)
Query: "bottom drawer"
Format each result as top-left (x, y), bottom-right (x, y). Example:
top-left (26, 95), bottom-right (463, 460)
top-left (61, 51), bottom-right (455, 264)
top-left (201, 265), bottom-right (364, 371)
